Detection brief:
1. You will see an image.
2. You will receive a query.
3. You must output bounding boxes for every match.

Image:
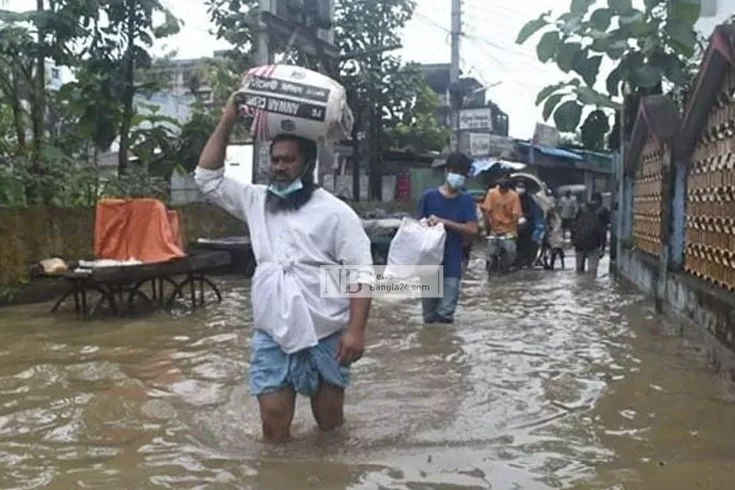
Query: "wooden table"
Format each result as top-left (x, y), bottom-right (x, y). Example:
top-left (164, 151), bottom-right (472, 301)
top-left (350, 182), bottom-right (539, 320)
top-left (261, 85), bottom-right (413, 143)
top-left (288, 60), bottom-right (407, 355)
top-left (49, 251), bottom-right (231, 319)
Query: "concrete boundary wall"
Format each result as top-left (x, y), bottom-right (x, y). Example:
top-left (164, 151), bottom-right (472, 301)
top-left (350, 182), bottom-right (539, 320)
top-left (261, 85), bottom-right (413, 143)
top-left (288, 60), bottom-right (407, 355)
top-left (618, 248), bottom-right (735, 376)
top-left (0, 200), bottom-right (416, 305)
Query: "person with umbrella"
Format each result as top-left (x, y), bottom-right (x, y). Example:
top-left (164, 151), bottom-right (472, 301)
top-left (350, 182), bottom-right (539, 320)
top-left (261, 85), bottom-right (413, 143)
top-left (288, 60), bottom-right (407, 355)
top-left (514, 181), bottom-right (545, 268)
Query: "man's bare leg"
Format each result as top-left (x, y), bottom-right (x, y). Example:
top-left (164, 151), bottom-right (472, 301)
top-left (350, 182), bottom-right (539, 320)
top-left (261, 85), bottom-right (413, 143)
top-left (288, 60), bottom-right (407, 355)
top-left (257, 388), bottom-right (296, 443)
top-left (310, 383), bottom-right (345, 432)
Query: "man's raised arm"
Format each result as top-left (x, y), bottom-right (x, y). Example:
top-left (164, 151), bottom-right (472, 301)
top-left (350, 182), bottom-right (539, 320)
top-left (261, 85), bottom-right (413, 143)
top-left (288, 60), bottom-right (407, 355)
top-left (194, 94), bottom-right (251, 222)
top-left (199, 94), bottom-right (237, 170)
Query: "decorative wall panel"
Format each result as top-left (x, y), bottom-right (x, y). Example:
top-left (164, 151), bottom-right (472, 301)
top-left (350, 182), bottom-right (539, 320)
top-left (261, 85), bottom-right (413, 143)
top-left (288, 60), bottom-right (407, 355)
top-left (685, 69), bottom-right (735, 290)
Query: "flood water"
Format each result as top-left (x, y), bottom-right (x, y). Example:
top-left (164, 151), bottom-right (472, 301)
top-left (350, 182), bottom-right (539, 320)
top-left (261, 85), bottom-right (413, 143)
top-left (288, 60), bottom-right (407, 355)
top-left (1, 256), bottom-right (735, 489)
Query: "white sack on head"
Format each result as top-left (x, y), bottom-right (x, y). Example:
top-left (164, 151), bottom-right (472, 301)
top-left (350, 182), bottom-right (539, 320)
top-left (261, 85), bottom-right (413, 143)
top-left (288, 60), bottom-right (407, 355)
top-left (235, 64), bottom-right (354, 143)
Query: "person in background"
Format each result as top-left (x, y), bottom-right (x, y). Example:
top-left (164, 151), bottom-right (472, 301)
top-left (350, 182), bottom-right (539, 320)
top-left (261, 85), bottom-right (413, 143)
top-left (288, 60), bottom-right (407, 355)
top-left (418, 153), bottom-right (478, 324)
top-left (515, 181), bottom-right (545, 268)
top-left (559, 190), bottom-right (578, 240)
top-left (459, 185), bottom-right (483, 271)
top-left (542, 208), bottom-right (566, 269)
top-left (571, 192), bottom-right (610, 276)
top-left (481, 172), bottom-right (524, 269)
top-left (194, 94), bottom-right (373, 443)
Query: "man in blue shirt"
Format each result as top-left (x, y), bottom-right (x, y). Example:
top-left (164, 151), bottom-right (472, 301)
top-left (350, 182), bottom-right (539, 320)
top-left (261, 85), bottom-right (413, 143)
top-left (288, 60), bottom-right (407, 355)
top-left (418, 153), bottom-right (478, 324)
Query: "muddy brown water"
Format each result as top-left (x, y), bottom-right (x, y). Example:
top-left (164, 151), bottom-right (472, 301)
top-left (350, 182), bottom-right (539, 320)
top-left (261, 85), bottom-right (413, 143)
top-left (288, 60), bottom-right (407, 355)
top-left (1, 257), bottom-right (735, 489)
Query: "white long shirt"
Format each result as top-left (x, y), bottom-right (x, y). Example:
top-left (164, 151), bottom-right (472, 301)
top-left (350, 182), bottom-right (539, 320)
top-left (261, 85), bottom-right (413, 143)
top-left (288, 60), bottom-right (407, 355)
top-left (194, 166), bottom-right (374, 354)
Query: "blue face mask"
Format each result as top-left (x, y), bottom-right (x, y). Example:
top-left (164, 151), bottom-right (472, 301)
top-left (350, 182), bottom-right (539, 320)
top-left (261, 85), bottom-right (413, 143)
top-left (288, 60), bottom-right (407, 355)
top-left (267, 178), bottom-right (304, 198)
top-left (446, 172), bottom-right (466, 190)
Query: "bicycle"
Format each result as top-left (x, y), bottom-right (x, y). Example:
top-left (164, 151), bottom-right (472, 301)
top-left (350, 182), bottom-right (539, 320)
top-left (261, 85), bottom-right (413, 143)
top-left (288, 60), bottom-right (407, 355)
top-left (485, 234), bottom-right (512, 279)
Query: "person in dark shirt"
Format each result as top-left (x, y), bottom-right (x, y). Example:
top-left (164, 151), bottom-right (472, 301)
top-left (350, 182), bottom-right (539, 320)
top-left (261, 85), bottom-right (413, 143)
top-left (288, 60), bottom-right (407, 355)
top-left (417, 153), bottom-right (478, 324)
top-left (572, 192), bottom-right (610, 276)
top-left (514, 182), bottom-right (545, 268)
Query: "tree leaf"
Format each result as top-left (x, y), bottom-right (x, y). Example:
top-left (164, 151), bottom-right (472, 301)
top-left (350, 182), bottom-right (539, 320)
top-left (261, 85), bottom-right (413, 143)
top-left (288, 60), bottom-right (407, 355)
top-left (571, 0), bottom-right (595, 16)
top-left (666, 19), bottom-right (697, 58)
top-left (591, 36), bottom-right (611, 53)
top-left (574, 55), bottom-right (603, 87)
top-left (581, 109), bottom-right (611, 151)
top-left (606, 38), bottom-right (630, 59)
top-left (576, 86), bottom-right (601, 105)
top-left (653, 51), bottom-right (688, 86)
top-left (559, 17), bottom-right (584, 36)
top-left (589, 8), bottom-right (613, 31)
top-left (608, 0), bottom-right (634, 14)
top-left (537, 31), bottom-right (561, 62)
top-left (619, 10), bottom-right (645, 24)
top-left (535, 81), bottom-right (568, 105)
top-left (635, 64), bottom-right (662, 88)
top-left (556, 42), bottom-right (583, 73)
top-left (606, 65), bottom-right (623, 97)
top-left (553, 100), bottom-right (583, 132)
top-left (619, 11), bottom-right (653, 37)
top-left (543, 93), bottom-right (564, 121)
top-left (575, 86), bottom-right (619, 108)
top-left (517, 14), bottom-right (549, 44)
top-left (669, 0), bottom-right (702, 25)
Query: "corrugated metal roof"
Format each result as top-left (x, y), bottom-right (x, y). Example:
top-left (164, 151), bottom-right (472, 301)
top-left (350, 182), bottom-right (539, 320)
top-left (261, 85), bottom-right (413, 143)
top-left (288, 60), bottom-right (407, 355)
top-left (516, 141), bottom-right (584, 161)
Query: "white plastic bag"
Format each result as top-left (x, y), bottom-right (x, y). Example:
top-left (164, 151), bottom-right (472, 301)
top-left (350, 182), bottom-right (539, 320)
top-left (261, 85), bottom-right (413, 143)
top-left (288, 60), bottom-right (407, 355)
top-left (385, 218), bottom-right (446, 279)
top-left (235, 64), bottom-right (354, 143)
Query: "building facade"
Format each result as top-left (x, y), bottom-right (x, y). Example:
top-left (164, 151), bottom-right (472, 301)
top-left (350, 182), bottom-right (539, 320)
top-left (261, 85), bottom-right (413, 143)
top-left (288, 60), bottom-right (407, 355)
top-left (418, 63), bottom-right (509, 137)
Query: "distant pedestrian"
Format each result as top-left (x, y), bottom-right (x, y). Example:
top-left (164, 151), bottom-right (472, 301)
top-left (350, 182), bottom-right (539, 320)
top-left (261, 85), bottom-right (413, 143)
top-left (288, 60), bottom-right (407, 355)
top-left (571, 192), bottom-right (610, 276)
top-left (559, 191), bottom-right (578, 240)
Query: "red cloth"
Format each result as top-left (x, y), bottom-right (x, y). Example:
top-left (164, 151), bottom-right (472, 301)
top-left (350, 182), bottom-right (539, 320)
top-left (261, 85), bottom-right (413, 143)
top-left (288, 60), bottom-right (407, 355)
top-left (94, 199), bottom-right (185, 263)
top-left (395, 173), bottom-right (411, 200)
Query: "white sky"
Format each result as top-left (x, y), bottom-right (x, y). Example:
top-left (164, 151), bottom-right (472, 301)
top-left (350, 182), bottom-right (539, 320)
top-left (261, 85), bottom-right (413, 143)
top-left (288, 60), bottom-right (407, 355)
top-left (4, 0), bottom-right (721, 140)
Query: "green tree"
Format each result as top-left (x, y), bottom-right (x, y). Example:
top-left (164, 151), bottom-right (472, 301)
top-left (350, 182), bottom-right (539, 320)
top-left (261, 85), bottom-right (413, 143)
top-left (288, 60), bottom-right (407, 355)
top-left (0, 0), bottom-right (181, 204)
top-left (385, 72), bottom-right (450, 153)
top-left (79, 0), bottom-right (181, 174)
top-left (516, 0), bottom-right (702, 148)
top-left (0, 0), bottom-right (100, 202)
top-left (333, 0), bottom-right (418, 199)
top-left (206, 0), bottom-right (257, 73)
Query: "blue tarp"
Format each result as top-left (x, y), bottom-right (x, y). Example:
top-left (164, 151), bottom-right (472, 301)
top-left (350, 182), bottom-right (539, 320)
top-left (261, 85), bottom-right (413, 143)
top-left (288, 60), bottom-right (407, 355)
top-left (517, 142), bottom-right (584, 161)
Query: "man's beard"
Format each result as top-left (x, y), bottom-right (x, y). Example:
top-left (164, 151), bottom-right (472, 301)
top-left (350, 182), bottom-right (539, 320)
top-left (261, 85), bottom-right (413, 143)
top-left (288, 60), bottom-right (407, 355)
top-left (266, 179), bottom-right (318, 213)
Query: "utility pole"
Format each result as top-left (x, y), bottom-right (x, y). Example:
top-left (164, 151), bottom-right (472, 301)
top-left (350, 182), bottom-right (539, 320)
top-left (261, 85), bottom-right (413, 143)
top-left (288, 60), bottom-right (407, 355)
top-left (449, 0), bottom-right (462, 153)
top-left (252, 0), bottom-right (272, 186)
top-left (450, 0), bottom-right (461, 84)
top-left (118, 0), bottom-right (136, 176)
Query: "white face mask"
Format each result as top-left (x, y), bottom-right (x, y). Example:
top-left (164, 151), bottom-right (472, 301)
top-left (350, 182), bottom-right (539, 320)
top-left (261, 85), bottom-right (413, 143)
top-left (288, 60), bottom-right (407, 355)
top-left (446, 172), bottom-right (466, 190)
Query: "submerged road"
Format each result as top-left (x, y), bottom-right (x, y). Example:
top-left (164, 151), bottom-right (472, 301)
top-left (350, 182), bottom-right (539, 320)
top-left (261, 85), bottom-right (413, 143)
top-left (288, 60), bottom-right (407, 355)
top-left (1, 256), bottom-right (735, 489)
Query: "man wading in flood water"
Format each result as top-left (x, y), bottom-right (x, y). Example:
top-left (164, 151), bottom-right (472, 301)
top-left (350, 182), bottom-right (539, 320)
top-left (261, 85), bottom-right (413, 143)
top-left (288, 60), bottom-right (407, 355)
top-left (195, 94), bottom-right (374, 443)
top-left (418, 153), bottom-right (478, 324)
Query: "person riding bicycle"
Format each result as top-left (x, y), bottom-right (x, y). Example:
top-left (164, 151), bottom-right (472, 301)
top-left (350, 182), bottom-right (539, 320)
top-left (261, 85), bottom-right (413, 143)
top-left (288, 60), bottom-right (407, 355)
top-left (481, 173), bottom-right (524, 270)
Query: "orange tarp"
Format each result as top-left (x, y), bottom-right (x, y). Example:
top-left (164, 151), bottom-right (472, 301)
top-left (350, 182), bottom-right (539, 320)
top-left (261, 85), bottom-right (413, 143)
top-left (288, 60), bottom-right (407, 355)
top-left (94, 199), bottom-right (186, 263)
